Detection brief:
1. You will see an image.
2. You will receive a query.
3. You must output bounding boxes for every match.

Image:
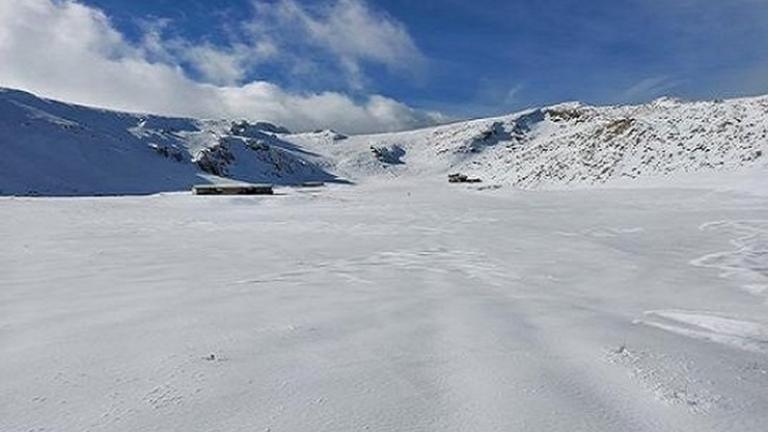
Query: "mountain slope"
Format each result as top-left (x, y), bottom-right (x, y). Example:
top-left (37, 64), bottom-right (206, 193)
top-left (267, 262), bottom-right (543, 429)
top-left (0, 88), bottom-right (338, 196)
top-left (1, 88), bottom-right (767, 195)
top-left (288, 96), bottom-right (768, 187)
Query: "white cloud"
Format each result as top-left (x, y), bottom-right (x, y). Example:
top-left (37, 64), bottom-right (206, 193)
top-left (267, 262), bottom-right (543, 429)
top-left (250, 0), bottom-right (425, 88)
top-left (137, 18), bottom-right (279, 87)
top-left (177, 43), bottom-right (251, 86)
top-left (0, 0), bottom-right (440, 134)
top-left (503, 84), bottom-right (524, 105)
top-left (620, 76), bottom-right (682, 101)
top-left (218, 82), bottom-right (445, 133)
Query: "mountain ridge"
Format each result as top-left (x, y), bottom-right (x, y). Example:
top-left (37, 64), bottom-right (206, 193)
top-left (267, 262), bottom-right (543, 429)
top-left (1, 87), bottom-right (766, 195)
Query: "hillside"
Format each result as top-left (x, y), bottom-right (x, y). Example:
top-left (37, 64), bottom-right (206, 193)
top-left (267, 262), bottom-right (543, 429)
top-left (0, 88), bottom-right (337, 196)
top-left (291, 96), bottom-right (768, 188)
top-left (1, 88), bottom-right (767, 195)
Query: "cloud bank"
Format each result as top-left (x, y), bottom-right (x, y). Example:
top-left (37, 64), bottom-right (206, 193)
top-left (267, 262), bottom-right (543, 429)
top-left (0, 0), bottom-right (442, 134)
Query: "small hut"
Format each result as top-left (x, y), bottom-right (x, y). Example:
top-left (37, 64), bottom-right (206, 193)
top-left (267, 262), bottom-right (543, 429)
top-left (300, 181), bottom-right (326, 188)
top-left (448, 173), bottom-right (482, 183)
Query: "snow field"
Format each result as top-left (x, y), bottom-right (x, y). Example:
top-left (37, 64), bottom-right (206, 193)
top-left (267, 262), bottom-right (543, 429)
top-left (2, 180), bottom-right (768, 431)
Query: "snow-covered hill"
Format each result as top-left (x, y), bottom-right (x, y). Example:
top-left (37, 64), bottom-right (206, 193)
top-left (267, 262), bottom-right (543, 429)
top-left (292, 95), bottom-right (768, 188)
top-left (0, 88), bottom-right (337, 196)
top-left (1, 87), bottom-right (767, 195)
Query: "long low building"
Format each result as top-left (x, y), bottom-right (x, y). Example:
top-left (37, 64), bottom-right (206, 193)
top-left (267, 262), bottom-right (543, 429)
top-left (192, 184), bottom-right (274, 195)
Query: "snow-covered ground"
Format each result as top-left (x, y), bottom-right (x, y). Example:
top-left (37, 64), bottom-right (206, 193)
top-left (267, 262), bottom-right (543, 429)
top-left (3, 178), bottom-right (768, 431)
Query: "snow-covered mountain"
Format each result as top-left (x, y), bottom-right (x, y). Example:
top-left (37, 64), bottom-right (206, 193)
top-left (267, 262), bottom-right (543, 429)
top-left (1, 87), bottom-right (766, 195)
top-left (296, 95), bottom-right (768, 187)
top-left (0, 88), bottom-right (338, 196)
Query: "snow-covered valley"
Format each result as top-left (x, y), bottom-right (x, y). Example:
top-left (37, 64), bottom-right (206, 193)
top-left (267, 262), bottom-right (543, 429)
top-left (2, 88), bottom-right (768, 431)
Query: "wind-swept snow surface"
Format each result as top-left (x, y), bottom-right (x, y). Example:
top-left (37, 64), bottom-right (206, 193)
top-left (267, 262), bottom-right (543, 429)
top-left (3, 180), bottom-right (768, 431)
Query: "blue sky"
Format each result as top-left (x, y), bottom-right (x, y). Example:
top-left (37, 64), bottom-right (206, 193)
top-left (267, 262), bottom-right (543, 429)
top-left (84, 0), bottom-right (768, 113)
top-left (1, 0), bottom-right (767, 132)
